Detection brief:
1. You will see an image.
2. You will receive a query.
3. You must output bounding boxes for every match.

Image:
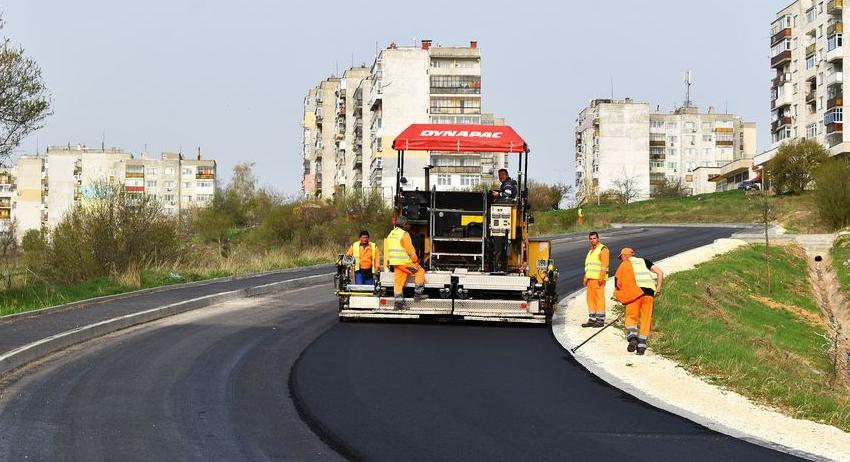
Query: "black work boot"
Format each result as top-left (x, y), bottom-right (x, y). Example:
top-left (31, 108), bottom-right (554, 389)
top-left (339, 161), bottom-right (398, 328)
top-left (414, 285), bottom-right (428, 302)
top-left (581, 318), bottom-right (597, 328)
top-left (594, 318), bottom-right (605, 328)
top-left (627, 336), bottom-right (638, 353)
top-left (636, 343), bottom-right (647, 355)
top-left (393, 295), bottom-right (405, 310)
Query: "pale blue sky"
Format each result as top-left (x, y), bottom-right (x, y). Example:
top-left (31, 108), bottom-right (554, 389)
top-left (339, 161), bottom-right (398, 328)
top-left (4, 1), bottom-right (784, 194)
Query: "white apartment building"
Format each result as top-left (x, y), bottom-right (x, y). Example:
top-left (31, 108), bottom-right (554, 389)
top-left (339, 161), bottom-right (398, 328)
top-left (302, 87), bottom-right (318, 196)
top-left (302, 40), bottom-right (505, 200)
top-left (575, 99), bottom-right (756, 203)
top-left (575, 99), bottom-right (651, 203)
top-left (759, 0), bottom-right (850, 167)
top-left (9, 145), bottom-right (216, 238)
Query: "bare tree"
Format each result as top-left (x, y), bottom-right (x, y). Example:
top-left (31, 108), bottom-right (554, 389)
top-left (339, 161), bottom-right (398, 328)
top-left (0, 19), bottom-right (52, 163)
top-left (747, 188), bottom-right (777, 294)
top-left (611, 168), bottom-right (643, 204)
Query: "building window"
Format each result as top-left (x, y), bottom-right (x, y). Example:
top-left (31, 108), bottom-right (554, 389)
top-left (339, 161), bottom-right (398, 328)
top-left (182, 167), bottom-right (194, 175)
top-left (437, 174), bottom-right (451, 186)
top-left (806, 123), bottom-right (818, 138)
top-left (666, 122), bottom-right (678, 130)
top-left (806, 55), bottom-right (816, 69)
top-left (163, 194), bottom-right (175, 203)
top-left (702, 134), bottom-right (713, 142)
top-left (164, 180), bottom-right (175, 189)
top-left (182, 195), bottom-right (192, 202)
top-left (164, 167), bottom-right (175, 175)
top-left (146, 168), bottom-right (157, 175)
top-left (460, 175), bottom-right (480, 187)
top-left (684, 121), bottom-right (696, 132)
top-left (183, 181), bottom-right (191, 189)
top-left (650, 120), bottom-right (665, 129)
top-left (806, 7), bottom-right (816, 23)
top-left (828, 33), bottom-right (843, 51)
top-left (197, 194), bottom-right (213, 202)
top-left (146, 180), bottom-right (157, 188)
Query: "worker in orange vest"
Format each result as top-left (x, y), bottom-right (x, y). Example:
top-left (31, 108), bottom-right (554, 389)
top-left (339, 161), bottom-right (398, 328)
top-left (581, 231), bottom-right (609, 328)
top-left (345, 230), bottom-right (380, 285)
top-left (613, 247), bottom-right (664, 355)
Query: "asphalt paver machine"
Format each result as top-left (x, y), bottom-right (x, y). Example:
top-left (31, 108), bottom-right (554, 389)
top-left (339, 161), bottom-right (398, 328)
top-left (336, 123), bottom-right (558, 324)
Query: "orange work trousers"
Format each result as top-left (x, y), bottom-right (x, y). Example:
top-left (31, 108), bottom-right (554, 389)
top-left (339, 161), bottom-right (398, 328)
top-left (393, 265), bottom-right (426, 294)
top-left (625, 295), bottom-right (654, 339)
top-left (586, 280), bottom-right (606, 316)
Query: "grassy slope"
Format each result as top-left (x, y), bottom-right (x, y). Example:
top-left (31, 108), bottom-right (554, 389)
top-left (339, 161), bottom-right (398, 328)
top-left (531, 190), bottom-right (828, 235)
top-left (651, 244), bottom-right (850, 430)
top-left (831, 235), bottom-right (850, 298)
top-left (0, 254), bottom-right (329, 317)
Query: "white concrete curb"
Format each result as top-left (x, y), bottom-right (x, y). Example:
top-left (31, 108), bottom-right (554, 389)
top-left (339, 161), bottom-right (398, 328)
top-left (552, 238), bottom-right (850, 462)
top-left (0, 273), bottom-right (334, 377)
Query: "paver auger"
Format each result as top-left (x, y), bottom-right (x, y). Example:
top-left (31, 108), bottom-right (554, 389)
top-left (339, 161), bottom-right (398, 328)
top-left (335, 123), bottom-right (558, 324)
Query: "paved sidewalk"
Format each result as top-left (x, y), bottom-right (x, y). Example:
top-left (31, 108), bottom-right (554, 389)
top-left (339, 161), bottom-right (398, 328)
top-left (553, 238), bottom-right (850, 462)
top-left (0, 265), bottom-right (333, 357)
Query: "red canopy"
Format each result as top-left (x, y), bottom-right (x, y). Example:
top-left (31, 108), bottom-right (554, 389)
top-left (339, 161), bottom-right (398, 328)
top-left (392, 124), bottom-right (528, 153)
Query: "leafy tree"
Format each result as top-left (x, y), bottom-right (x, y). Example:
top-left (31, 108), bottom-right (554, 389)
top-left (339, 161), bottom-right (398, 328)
top-left (813, 158), bottom-right (850, 230)
top-left (767, 139), bottom-right (829, 194)
top-left (527, 180), bottom-right (572, 211)
top-left (0, 20), bottom-right (52, 163)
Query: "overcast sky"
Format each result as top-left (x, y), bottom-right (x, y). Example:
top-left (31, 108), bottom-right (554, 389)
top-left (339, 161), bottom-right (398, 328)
top-left (4, 1), bottom-right (783, 194)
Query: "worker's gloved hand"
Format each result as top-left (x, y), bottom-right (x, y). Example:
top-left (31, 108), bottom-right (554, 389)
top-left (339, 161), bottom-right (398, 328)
top-left (597, 279), bottom-right (604, 287)
top-left (582, 277), bottom-right (588, 286)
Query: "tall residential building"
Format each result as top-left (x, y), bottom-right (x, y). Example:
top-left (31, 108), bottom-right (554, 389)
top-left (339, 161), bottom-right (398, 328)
top-left (302, 40), bottom-right (503, 200)
top-left (302, 87), bottom-right (318, 196)
top-left (9, 145), bottom-right (216, 238)
top-left (575, 99), bottom-right (651, 203)
top-left (759, 0), bottom-right (849, 168)
top-left (575, 99), bottom-right (756, 203)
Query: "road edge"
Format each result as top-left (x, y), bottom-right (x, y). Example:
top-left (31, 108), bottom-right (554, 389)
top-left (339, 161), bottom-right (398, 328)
top-left (551, 238), bottom-right (839, 462)
top-left (0, 273), bottom-right (334, 377)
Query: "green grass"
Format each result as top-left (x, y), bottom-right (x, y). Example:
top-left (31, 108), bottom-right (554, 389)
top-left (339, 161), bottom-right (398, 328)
top-left (0, 254), bottom-right (331, 317)
top-left (650, 244), bottom-right (850, 430)
top-left (831, 235), bottom-right (850, 298)
top-left (530, 190), bottom-right (829, 236)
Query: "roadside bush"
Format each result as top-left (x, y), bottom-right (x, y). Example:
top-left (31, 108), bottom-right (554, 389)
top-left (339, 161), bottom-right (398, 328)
top-left (767, 139), bottom-right (829, 194)
top-left (813, 158), bottom-right (850, 230)
top-left (39, 182), bottom-right (181, 284)
top-left (527, 180), bottom-right (572, 211)
top-left (652, 178), bottom-right (689, 198)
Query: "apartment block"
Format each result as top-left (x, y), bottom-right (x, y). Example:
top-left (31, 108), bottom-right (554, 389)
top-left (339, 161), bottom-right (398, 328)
top-left (575, 99), bottom-right (756, 203)
top-left (7, 145), bottom-right (216, 238)
top-left (759, 0), bottom-right (850, 167)
top-left (575, 99), bottom-right (651, 203)
top-left (302, 40), bottom-right (505, 200)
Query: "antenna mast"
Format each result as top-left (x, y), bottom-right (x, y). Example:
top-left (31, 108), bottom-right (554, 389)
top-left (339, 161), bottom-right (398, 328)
top-left (684, 70), bottom-right (693, 108)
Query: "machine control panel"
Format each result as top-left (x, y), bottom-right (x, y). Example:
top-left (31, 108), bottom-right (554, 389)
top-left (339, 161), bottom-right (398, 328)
top-left (490, 205), bottom-right (513, 237)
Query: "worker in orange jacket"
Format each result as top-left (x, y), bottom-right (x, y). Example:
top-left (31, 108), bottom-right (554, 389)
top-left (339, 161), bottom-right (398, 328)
top-left (384, 215), bottom-right (427, 310)
top-left (345, 230), bottom-right (380, 285)
top-left (613, 247), bottom-right (664, 355)
top-left (581, 231), bottom-right (609, 328)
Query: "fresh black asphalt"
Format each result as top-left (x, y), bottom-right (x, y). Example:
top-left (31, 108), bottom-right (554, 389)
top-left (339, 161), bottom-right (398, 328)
top-left (291, 227), bottom-right (801, 461)
top-left (0, 227), bottom-right (802, 461)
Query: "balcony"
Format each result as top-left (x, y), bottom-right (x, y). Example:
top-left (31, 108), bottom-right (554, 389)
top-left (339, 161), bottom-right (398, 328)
top-left (828, 0), bottom-right (843, 15)
top-left (771, 116), bottom-right (792, 132)
top-left (772, 83), bottom-right (793, 108)
top-left (196, 172), bottom-right (215, 179)
top-left (354, 154), bottom-right (362, 166)
top-left (771, 50), bottom-right (792, 68)
top-left (125, 171), bottom-right (144, 179)
top-left (806, 90), bottom-right (817, 104)
top-left (827, 45), bottom-right (843, 62)
top-left (431, 166), bottom-right (481, 174)
top-left (649, 140), bottom-right (666, 147)
top-left (771, 27), bottom-right (792, 46)
top-left (826, 71), bottom-right (844, 86)
top-left (828, 22), bottom-right (844, 36)
top-left (772, 72), bottom-right (792, 87)
top-left (827, 122), bottom-right (843, 133)
top-left (828, 95), bottom-right (844, 109)
top-left (806, 43), bottom-right (817, 57)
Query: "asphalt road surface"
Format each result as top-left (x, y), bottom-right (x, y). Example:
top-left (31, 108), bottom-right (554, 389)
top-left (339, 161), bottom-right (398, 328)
top-left (0, 227), bottom-right (801, 461)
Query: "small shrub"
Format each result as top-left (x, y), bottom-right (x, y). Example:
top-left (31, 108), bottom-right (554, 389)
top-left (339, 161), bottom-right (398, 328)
top-left (813, 158), bottom-right (850, 230)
